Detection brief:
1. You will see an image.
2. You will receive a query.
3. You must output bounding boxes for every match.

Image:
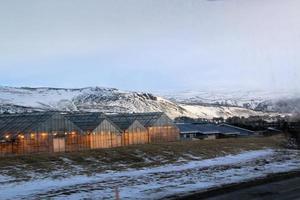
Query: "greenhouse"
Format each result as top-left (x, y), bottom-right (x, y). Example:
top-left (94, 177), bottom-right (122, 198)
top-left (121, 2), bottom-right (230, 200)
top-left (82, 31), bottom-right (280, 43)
top-left (0, 112), bottom-right (82, 155)
top-left (64, 112), bottom-right (123, 149)
top-left (108, 112), bottom-right (180, 143)
top-left (108, 114), bottom-right (149, 146)
top-left (0, 112), bottom-right (180, 156)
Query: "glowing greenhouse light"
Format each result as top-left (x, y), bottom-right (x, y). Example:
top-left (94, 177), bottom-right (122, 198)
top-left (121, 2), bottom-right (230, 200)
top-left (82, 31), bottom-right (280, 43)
top-left (18, 134), bottom-right (25, 139)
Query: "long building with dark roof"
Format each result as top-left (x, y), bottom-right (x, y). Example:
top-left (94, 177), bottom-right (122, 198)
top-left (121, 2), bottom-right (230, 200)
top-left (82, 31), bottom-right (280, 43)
top-left (177, 123), bottom-right (254, 140)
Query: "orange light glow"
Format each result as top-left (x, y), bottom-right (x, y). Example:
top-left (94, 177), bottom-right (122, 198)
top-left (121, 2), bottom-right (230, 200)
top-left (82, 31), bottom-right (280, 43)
top-left (18, 134), bottom-right (25, 139)
top-left (41, 133), bottom-right (48, 137)
top-left (5, 135), bottom-right (10, 139)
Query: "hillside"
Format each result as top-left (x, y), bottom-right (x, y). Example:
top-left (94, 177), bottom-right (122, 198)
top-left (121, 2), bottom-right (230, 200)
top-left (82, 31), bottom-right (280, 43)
top-left (0, 86), bottom-right (273, 119)
top-left (163, 89), bottom-right (300, 114)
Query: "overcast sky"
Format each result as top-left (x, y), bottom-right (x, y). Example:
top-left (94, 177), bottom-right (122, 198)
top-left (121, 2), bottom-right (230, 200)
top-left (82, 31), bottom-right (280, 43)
top-left (0, 0), bottom-right (299, 93)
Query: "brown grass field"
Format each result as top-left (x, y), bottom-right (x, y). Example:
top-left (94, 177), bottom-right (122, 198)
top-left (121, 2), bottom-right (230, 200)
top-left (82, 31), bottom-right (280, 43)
top-left (0, 135), bottom-right (286, 179)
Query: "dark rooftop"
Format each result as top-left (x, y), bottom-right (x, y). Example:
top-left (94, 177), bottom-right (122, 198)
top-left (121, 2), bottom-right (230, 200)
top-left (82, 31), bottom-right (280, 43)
top-left (64, 112), bottom-right (107, 132)
top-left (177, 123), bottom-right (254, 136)
top-left (218, 124), bottom-right (255, 135)
top-left (106, 112), bottom-right (164, 130)
top-left (0, 112), bottom-right (57, 137)
top-left (0, 111), bottom-right (174, 137)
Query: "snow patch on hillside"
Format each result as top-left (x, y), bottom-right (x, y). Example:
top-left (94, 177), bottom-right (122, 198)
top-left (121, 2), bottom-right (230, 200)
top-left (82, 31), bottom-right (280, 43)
top-left (181, 104), bottom-right (268, 119)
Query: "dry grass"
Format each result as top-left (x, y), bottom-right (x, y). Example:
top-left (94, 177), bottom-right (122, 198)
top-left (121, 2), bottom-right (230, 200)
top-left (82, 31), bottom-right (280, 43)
top-left (0, 135), bottom-right (286, 179)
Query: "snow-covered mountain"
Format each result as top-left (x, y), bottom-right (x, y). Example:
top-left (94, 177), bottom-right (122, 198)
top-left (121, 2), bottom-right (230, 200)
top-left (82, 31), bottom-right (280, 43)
top-left (255, 98), bottom-right (300, 113)
top-left (0, 86), bottom-right (187, 119)
top-left (0, 86), bottom-right (278, 119)
top-left (162, 89), bottom-right (300, 113)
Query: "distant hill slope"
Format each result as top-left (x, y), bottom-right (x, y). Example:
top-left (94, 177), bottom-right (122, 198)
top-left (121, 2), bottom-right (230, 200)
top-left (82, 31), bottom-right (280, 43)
top-left (255, 98), bottom-right (300, 113)
top-left (162, 89), bottom-right (300, 114)
top-left (0, 86), bottom-right (276, 119)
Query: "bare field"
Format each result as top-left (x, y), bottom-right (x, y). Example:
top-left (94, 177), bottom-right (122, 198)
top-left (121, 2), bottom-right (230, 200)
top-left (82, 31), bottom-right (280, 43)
top-left (1, 135), bottom-right (299, 200)
top-left (0, 136), bottom-right (285, 179)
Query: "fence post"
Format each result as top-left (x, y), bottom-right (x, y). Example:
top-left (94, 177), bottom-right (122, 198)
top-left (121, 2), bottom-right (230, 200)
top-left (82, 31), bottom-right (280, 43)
top-left (115, 187), bottom-right (120, 200)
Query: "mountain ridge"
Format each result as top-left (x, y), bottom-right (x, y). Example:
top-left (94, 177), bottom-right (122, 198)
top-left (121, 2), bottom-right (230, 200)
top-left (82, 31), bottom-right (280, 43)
top-left (0, 86), bottom-right (290, 119)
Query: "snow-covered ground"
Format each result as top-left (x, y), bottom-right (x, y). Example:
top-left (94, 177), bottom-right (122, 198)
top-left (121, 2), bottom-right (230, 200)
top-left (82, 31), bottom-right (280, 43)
top-left (0, 149), bottom-right (299, 200)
